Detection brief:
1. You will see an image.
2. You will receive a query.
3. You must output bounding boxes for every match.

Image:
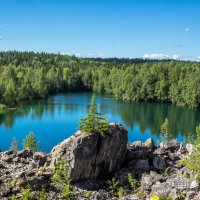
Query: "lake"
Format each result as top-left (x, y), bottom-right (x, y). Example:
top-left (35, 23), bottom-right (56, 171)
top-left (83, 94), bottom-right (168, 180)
top-left (0, 92), bottom-right (200, 152)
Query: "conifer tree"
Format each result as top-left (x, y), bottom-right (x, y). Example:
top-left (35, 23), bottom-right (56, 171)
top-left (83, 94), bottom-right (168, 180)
top-left (79, 95), bottom-right (108, 133)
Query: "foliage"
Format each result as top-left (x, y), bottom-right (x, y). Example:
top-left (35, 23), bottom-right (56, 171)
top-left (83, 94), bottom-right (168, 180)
top-left (161, 168), bottom-right (169, 177)
top-left (37, 188), bottom-right (47, 200)
top-left (0, 51), bottom-right (200, 109)
top-left (180, 124), bottom-right (200, 180)
top-left (160, 118), bottom-right (171, 140)
top-left (51, 157), bottom-right (74, 200)
top-left (150, 195), bottom-right (172, 200)
top-left (0, 103), bottom-right (6, 109)
top-left (117, 187), bottom-right (126, 197)
top-left (10, 137), bottom-right (19, 153)
top-left (136, 190), bottom-right (147, 199)
top-left (83, 191), bottom-right (92, 198)
top-left (62, 183), bottom-right (75, 200)
top-left (79, 95), bottom-right (108, 133)
top-left (7, 180), bottom-right (14, 189)
top-left (108, 178), bottom-right (120, 196)
top-left (20, 186), bottom-right (33, 200)
top-left (51, 157), bottom-right (69, 184)
top-left (23, 132), bottom-right (39, 152)
top-left (123, 173), bottom-right (137, 190)
top-left (11, 195), bottom-right (17, 200)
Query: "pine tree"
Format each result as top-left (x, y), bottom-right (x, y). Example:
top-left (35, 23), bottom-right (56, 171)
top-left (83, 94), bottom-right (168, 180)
top-left (79, 95), bottom-right (108, 133)
top-left (23, 132), bottom-right (39, 152)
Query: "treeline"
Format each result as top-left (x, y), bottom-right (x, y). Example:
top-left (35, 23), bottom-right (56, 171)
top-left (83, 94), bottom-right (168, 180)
top-left (0, 51), bottom-right (200, 108)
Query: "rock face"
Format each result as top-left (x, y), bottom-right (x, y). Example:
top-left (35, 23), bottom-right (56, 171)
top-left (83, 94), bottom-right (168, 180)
top-left (50, 123), bottom-right (128, 181)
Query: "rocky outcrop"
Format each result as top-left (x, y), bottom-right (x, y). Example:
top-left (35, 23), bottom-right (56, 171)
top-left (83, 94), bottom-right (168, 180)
top-left (0, 123), bottom-right (199, 200)
top-left (50, 123), bottom-right (128, 181)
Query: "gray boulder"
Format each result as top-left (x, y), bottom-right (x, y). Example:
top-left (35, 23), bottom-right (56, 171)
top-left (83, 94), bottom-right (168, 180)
top-left (50, 123), bottom-right (128, 181)
top-left (153, 156), bottom-right (167, 170)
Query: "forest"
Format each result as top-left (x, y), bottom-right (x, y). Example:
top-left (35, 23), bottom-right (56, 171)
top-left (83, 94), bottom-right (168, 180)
top-left (0, 51), bottom-right (200, 108)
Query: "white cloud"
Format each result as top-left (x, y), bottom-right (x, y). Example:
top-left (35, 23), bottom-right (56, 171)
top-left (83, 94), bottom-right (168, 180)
top-left (143, 54), bottom-right (170, 60)
top-left (171, 54), bottom-right (180, 60)
top-left (185, 27), bottom-right (190, 32)
top-left (143, 53), bottom-right (180, 60)
top-left (197, 56), bottom-right (200, 59)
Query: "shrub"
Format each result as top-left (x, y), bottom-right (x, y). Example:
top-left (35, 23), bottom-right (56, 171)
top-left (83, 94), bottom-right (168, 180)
top-left (79, 95), bottom-right (108, 133)
top-left (51, 157), bottom-right (69, 184)
top-left (108, 178), bottom-right (120, 196)
top-left (180, 124), bottom-right (200, 180)
top-left (117, 187), bottom-right (126, 197)
top-left (51, 157), bottom-right (74, 200)
top-left (62, 183), bottom-right (75, 200)
top-left (123, 173), bottom-right (137, 190)
top-left (23, 132), bottom-right (39, 152)
top-left (10, 137), bottom-right (19, 153)
top-left (20, 185), bottom-right (33, 200)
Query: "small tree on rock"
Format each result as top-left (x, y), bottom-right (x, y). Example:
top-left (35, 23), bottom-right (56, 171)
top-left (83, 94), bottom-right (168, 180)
top-left (79, 95), bottom-right (108, 133)
top-left (23, 132), bottom-right (39, 152)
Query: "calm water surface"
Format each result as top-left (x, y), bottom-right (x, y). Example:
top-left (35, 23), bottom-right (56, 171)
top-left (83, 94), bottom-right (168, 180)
top-left (0, 92), bottom-right (200, 152)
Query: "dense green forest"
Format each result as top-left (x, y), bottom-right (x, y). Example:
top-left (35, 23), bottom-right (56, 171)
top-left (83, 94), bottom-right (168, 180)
top-left (0, 51), bottom-right (200, 108)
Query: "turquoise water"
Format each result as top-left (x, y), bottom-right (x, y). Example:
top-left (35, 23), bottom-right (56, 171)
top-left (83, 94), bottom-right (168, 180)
top-left (0, 92), bottom-right (200, 152)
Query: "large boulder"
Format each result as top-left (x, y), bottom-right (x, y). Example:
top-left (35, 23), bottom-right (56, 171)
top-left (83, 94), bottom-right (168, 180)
top-left (50, 123), bottom-right (128, 181)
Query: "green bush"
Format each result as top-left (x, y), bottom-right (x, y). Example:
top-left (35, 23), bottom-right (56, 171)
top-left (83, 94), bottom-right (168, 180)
top-left (117, 187), bottom-right (126, 197)
top-left (180, 124), bottom-right (200, 180)
top-left (23, 132), bottom-right (39, 152)
top-left (51, 157), bottom-right (69, 184)
top-left (20, 186), bottom-right (33, 200)
top-left (123, 173), bottom-right (137, 190)
top-left (62, 183), bottom-right (75, 200)
top-left (79, 95), bottom-right (108, 133)
top-left (108, 178), bottom-right (120, 196)
top-left (51, 157), bottom-right (74, 200)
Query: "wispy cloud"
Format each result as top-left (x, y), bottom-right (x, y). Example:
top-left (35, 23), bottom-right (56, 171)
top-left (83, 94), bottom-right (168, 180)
top-left (143, 53), bottom-right (180, 60)
top-left (185, 27), bottom-right (190, 32)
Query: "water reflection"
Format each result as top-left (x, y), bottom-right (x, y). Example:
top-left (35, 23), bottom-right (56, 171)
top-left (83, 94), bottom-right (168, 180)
top-left (0, 92), bottom-right (199, 152)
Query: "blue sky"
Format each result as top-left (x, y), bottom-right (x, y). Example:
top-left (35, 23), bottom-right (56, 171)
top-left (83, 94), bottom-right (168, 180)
top-left (0, 0), bottom-right (200, 60)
